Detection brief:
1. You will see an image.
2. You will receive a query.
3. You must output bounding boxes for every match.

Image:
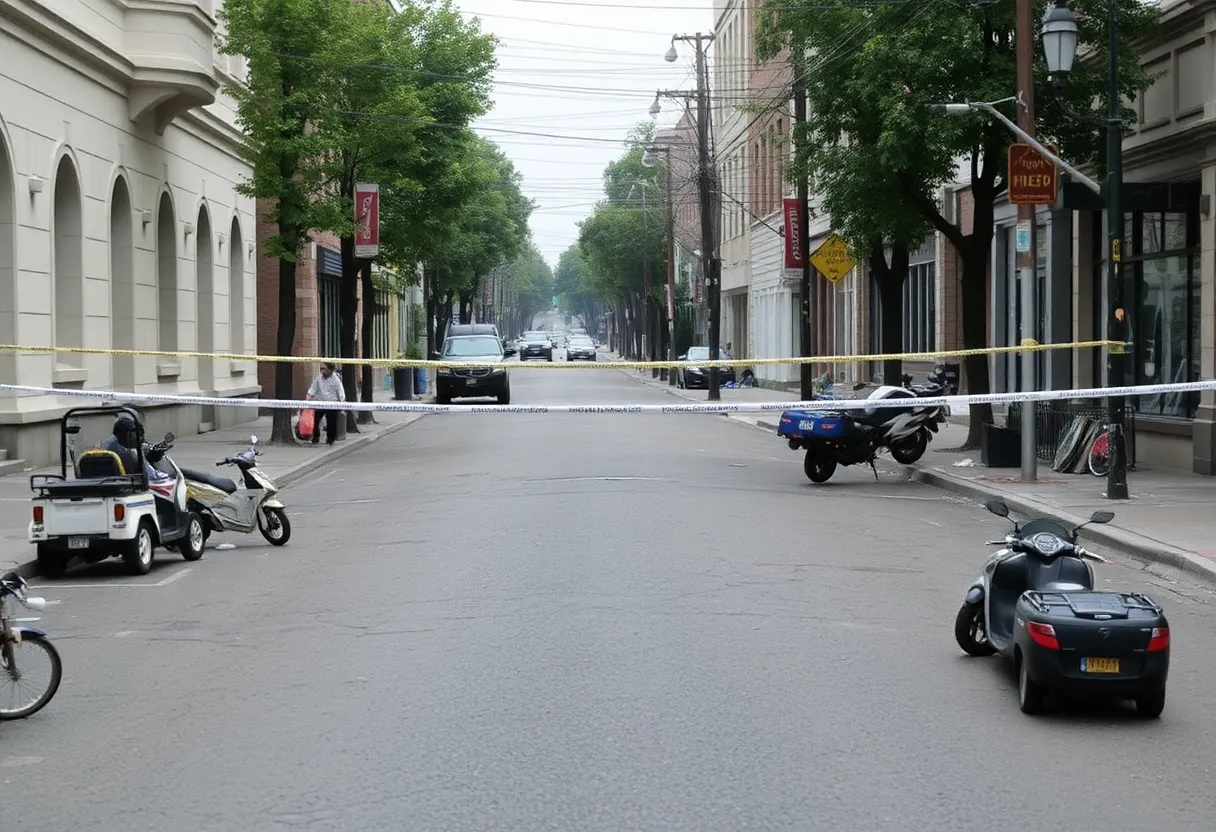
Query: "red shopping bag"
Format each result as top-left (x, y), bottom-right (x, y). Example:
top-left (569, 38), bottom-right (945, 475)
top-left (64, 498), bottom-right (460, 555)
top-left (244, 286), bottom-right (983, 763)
top-left (298, 409), bottom-right (315, 439)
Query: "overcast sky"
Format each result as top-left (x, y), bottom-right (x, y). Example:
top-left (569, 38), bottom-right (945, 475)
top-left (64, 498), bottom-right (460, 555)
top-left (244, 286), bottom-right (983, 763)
top-left (455, 0), bottom-right (711, 269)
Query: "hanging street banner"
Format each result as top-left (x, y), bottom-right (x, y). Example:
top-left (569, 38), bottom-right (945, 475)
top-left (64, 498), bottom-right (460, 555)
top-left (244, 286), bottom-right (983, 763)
top-left (810, 234), bottom-right (856, 285)
top-left (782, 198), bottom-right (803, 270)
top-left (354, 182), bottom-right (380, 259)
top-left (1007, 143), bottom-right (1059, 205)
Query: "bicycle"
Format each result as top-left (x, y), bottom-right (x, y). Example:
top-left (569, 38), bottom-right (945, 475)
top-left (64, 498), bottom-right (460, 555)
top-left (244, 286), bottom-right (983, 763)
top-left (1, 571), bottom-right (61, 720)
top-left (1087, 423), bottom-right (1111, 477)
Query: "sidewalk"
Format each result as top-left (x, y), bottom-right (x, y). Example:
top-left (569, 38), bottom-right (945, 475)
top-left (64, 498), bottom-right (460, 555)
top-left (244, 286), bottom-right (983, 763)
top-left (0, 390), bottom-right (426, 575)
top-left (612, 354), bottom-right (1216, 582)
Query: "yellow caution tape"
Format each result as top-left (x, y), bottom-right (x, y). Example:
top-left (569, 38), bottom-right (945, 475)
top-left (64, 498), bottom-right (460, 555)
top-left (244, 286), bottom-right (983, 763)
top-left (0, 340), bottom-right (1121, 370)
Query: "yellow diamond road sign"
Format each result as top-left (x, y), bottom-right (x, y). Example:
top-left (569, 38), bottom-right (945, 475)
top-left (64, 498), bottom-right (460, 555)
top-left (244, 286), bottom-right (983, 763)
top-left (810, 234), bottom-right (856, 285)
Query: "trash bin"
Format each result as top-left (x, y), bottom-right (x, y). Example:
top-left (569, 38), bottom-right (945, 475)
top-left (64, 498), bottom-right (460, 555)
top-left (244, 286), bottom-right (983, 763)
top-left (414, 367), bottom-right (427, 395)
top-left (393, 367), bottom-right (413, 400)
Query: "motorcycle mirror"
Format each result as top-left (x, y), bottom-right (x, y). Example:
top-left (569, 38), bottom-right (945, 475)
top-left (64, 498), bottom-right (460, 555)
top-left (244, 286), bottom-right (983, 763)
top-left (65, 424), bottom-right (82, 435)
top-left (164, 432), bottom-right (175, 443)
top-left (1088, 510), bottom-right (1114, 525)
top-left (984, 498), bottom-right (1010, 518)
top-left (853, 382), bottom-right (867, 391)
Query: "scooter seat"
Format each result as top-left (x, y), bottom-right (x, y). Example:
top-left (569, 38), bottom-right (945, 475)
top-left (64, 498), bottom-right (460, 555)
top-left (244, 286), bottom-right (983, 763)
top-left (182, 467), bottom-right (238, 494)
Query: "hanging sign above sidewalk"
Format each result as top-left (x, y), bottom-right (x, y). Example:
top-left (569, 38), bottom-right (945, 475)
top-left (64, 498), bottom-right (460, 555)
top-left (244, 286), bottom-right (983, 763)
top-left (1008, 143), bottom-right (1059, 205)
top-left (810, 234), bottom-right (855, 284)
top-left (354, 182), bottom-right (380, 259)
top-left (782, 198), bottom-right (802, 270)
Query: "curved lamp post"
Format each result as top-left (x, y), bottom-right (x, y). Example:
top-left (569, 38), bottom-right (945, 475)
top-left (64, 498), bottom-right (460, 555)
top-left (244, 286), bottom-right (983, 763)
top-left (1041, 0), bottom-right (1129, 499)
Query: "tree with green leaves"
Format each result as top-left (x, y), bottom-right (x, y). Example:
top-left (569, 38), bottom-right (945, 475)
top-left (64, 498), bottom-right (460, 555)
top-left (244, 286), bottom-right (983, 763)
top-left (329, 0), bottom-right (496, 423)
top-left (498, 242), bottom-right (555, 336)
top-left (219, 0), bottom-right (349, 443)
top-left (426, 137), bottom-right (534, 350)
top-left (577, 124), bottom-right (666, 359)
top-left (759, 0), bottom-right (1158, 446)
top-left (554, 245), bottom-right (602, 334)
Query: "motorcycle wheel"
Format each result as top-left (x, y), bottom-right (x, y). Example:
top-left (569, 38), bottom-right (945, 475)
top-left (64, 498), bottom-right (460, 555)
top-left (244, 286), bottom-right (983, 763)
top-left (890, 430), bottom-right (928, 465)
top-left (258, 507), bottom-right (292, 546)
top-left (954, 602), bottom-right (997, 657)
top-left (803, 451), bottom-right (837, 483)
top-left (1017, 654), bottom-right (1047, 715)
top-left (180, 512), bottom-right (206, 561)
top-left (1135, 689), bottom-right (1166, 719)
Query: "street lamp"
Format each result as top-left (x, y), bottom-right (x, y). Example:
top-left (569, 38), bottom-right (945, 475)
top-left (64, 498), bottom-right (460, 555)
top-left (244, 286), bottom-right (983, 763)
top-left (660, 32), bottom-right (721, 400)
top-left (644, 142), bottom-right (677, 385)
top-left (1040, 0), bottom-right (1129, 500)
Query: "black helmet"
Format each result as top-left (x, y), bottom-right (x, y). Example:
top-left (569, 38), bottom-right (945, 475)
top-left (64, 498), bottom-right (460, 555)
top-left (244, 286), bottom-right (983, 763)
top-left (113, 416), bottom-right (137, 443)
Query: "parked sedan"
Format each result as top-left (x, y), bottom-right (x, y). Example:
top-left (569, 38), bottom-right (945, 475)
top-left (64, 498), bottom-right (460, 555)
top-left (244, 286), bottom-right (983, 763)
top-left (566, 337), bottom-right (597, 361)
top-left (520, 331), bottom-right (554, 361)
top-left (678, 346), bottom-right (735, 389)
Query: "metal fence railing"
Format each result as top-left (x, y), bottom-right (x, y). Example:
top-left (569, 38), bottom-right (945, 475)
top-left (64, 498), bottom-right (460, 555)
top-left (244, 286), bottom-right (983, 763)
top-left (1006, 400), bottom-right (1137, 471)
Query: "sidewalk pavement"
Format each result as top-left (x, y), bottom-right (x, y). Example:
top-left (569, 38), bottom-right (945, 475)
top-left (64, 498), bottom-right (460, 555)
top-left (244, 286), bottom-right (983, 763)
top-left (609, 353), bottom-right (1216, 582)
top-left (0, 390), bottom-right (426, 576)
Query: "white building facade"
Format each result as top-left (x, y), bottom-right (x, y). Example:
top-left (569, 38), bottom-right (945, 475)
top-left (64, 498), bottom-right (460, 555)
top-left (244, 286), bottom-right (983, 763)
top-left (0, 0), bottom-right (257, 464)
top-left (712, 0), bottom-right (752, 360)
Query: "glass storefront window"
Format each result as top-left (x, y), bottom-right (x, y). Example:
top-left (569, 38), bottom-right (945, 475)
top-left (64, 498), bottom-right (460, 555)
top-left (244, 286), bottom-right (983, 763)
top-left (1123, 210), bottom-right (1200, 418)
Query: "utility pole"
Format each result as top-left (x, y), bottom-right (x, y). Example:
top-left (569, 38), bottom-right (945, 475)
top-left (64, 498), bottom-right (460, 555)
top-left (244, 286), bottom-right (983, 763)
top-left (691, 32), bottom-right (722, 400)
top-left (1015, 0), bottom-right (1038, 482)
top-left (664, 149), bottom-right (677, 386)
top-left (792, 57), bottom-right (813, 400)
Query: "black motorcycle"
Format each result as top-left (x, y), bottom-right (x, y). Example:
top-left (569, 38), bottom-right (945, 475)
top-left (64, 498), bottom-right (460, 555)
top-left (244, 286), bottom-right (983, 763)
top-left (776, 376), bottom-right (948, 483)
top-left (956, 499), bottom-right (1171, 717)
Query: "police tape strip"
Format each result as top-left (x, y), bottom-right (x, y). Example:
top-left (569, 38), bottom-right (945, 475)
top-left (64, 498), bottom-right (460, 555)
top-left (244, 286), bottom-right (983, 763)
top-left (0, 340), bottom-right (1122, 371)
top-left (0, 379), bottom-right (1210, 415)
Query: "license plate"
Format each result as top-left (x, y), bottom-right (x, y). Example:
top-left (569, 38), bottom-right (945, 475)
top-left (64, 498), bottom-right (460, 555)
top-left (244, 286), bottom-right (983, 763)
top-left (1081, 657), bottom-right (1120, 673)
top-left (466, 378), bottom-right (477, 386)
top-left (68, 536), bottom-right (90, 550)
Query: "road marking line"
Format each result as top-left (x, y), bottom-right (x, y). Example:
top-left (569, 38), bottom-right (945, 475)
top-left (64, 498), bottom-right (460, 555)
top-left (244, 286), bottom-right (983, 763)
top-left (155, 568), bottom-right (193, 586)
top-left (0, 757), bottom-right (44, 767)
top-left (114, 630), bottom-right (134, 638)
top-left (30, 568), bottom-right (193, 590)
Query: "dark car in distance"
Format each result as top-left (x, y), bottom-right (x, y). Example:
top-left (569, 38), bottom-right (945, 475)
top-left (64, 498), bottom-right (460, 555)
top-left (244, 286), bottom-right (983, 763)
top-left (566, 336), bottom-right (596, 361)
top-left (520, 331), bottom-right (553, 361)
top-left (435, 334), bottom-right (515, 404)
top-left (678, 346), bottom-right (735, 389)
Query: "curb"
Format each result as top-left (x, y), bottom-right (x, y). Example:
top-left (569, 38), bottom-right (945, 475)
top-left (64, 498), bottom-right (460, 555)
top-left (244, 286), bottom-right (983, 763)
top-left (895, 464), bottom-right (1216, 582)
top-left (2, 415), bottom-right (424, 581)
top-left (612, 364), bottom-right (1216, 582)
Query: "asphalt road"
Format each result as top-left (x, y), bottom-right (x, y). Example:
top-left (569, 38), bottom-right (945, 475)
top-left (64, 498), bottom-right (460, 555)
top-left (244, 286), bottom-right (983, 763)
top-left (4, 360), bottom-right (1216, 831)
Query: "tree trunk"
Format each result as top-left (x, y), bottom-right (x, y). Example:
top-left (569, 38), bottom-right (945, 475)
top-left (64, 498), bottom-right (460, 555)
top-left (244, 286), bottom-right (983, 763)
top-left (358, 259), bottom-right (376, 424)
top-left (424, 264), bottom-right (437, 360)
top-left (959, 173), bottom-right (998, 448)
top-left (271, 245), bottom-right (298, 444)
top-left (458, 287), bottom-right (474, 324)
top-left (870, 241), bottom-right (910, 386)
top-left (339, 235), bottom-right (360, 434)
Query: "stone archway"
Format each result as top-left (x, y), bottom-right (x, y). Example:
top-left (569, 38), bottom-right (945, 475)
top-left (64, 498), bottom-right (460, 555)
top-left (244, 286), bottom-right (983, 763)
top-left (0, 132), bottom-right (14, 382)
top-left (229, 217), bottom-right (244, 357)
top-left (109, 178), bottom-right (134, 388)
top-left (196, 206), bottom-right (214, 390)
top-left (53, 156), bottom-right (83, 370)
top-left (157, 192), bottom-right (178, 359)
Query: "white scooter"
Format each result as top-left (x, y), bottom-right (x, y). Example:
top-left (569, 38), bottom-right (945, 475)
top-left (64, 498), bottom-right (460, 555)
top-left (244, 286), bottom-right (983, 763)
top-left (180, 436), bottom-right (291, 547)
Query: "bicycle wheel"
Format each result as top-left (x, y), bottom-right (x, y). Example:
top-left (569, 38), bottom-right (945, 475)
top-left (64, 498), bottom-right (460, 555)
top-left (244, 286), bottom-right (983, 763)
top-left (1088, 431), bottom-right (1111, 477)
top-left (0, 633), bottom-right (63, 720)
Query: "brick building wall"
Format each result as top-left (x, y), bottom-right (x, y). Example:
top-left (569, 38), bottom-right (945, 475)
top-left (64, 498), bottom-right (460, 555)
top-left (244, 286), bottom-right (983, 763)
top-left (747, 44), bottom-right (791, 222)
top-left (255, 203), bottom-right (364, 401)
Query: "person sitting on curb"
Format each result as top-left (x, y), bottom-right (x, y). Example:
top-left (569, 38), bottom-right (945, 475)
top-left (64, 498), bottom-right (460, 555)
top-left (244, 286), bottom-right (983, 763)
top-left (305, 362), bottom-right (345, 446)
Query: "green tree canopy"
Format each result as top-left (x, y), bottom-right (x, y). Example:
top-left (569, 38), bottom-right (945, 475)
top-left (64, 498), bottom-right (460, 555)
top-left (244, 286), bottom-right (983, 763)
top-left (758, 0), bottom-right (1159, 443)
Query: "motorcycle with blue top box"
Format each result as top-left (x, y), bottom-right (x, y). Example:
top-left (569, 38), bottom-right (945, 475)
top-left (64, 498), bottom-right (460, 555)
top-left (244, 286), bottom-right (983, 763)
top-left (776, 373), bottom-right (949, 483)
top-left (956, 498), bottom-right (1170, 718)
